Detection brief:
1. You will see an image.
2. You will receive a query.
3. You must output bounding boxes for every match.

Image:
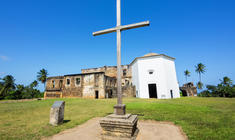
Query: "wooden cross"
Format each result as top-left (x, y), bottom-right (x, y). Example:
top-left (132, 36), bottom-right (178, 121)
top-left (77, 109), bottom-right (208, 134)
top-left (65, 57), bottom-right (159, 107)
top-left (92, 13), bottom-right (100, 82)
top-left (93, 0), bottom-right (149, 115)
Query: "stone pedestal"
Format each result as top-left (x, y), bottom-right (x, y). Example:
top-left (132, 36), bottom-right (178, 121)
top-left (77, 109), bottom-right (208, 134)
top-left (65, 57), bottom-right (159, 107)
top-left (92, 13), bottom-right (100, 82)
top-left (50, 101), bottom-right (65, 126)
top-left (100, 114), bottom-right (139, 140)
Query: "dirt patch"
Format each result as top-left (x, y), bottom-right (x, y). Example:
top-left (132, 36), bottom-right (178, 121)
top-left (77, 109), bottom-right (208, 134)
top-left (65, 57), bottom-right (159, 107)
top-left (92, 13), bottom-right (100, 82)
top-left (136, 120), bottom-right (188, 140)
top-left (43, 118), bottom-right (188, 140)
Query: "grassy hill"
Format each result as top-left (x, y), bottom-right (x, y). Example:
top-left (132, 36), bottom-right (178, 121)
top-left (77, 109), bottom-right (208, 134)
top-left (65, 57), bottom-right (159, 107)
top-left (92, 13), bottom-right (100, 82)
top-left (0, 97), bottom-right (234, 140)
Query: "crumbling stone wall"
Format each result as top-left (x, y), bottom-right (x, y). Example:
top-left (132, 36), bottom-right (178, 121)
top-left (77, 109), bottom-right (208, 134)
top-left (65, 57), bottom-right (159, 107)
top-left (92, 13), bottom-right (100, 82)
top-left (122, 86), bottom-right (136, 97)
top-left (45, 73), bottom-right (107, 99)
top-left (180, 82), bottom-right (197, 96)
top-left (104, 86), bottom-right (136, 98)
top-left (105, 76), bottom-right (117, 98)
top-left (63, 75), bottom-right (83, 97)
top-left (46, 76), bottom-right (64, 91)
top-left (82, 65), bottom-right (132, 86)
top-left (45, 76), bottom-right (64, 98)
top-left (45, 66), bottom-right (135, 99)
top-left (82, 73), bottom-right (106, 99)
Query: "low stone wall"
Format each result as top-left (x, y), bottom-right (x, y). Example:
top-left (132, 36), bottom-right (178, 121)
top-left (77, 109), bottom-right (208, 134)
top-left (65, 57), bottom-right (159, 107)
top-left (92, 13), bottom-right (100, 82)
top-left (44, 91), bottom-right (62, 99)
top-left (123, 86), bottom-right (136, 97)
top-left (105, 86), bottom-right (136, 98)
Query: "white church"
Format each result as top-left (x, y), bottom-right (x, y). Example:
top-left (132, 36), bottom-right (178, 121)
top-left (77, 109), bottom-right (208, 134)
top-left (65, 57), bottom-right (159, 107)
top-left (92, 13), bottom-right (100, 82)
top-left (130, 53), bottom-right (180, 99)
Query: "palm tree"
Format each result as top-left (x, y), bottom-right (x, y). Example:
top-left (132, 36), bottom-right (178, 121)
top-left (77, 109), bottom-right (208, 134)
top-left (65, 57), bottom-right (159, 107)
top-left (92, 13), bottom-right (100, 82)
top-left (184, 70), bottom-right (191, 82)
top-left (0, 75), bottom-right (15, 98)
top-left (195, 63), bottom-right (206, 82)
top-left (221, 76), bottom-right (233, 86)
top-left (197, 81), bottom-right (203, 90)
top-left (37, 69), bottom-right (48, 88)
top-left (30, 80), bottom-right (38, 89)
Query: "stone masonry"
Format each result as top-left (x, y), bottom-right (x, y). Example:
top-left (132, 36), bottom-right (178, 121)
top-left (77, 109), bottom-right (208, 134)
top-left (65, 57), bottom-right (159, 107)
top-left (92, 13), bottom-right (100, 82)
top-left (180, 82), bottom-right (197, 97)
top-left (44, 65), bottom-right (135, 99)
top-left (50, 101), bottom-right (65, 126)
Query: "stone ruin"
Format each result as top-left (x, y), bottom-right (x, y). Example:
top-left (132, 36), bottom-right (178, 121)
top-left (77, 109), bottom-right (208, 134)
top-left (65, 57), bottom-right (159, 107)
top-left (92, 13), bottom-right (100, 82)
top-left (180, 82), bottom-right (197, 97)
top-left (44, 65), bottom-right (136, 99)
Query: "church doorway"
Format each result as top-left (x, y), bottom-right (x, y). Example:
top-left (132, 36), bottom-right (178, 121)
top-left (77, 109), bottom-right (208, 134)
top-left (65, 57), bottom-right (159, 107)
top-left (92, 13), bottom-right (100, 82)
top-left (148, 84), bottom-right (157, 98)
top-left (95, 91), bottom-right (99, 99)
top-left (170, 90), bottom-right (173, 98)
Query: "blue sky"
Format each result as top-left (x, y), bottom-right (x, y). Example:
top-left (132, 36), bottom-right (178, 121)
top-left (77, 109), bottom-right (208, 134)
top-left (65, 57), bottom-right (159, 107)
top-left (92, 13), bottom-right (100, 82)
top-left (0, 0), bottom-right (235, 91)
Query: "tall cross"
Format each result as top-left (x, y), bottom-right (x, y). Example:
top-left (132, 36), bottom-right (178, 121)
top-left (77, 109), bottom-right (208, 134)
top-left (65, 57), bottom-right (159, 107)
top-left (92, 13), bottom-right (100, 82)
top-left (93, 0), bottom-right (149, 115)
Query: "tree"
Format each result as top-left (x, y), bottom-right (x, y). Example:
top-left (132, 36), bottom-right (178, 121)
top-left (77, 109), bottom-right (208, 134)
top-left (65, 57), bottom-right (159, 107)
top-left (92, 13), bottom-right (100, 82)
top-left (218, 77), bottom-right (234, 97)
top-left (198, 76), bottom-right (235, 98)
top-left (5, 84), bottom-right (25, 99)
top-left (0, 75), bottom-right (43, 100)
top-left (220, 76), bottom-right (233, 86)
top-left (184, 70), bottom-right (191, 82)
top-left (37, 69), bottom-right (48, 88)
top-left (197, 81), bottom-right (203, 90)
top-left (0, 79), bottom-right (3, 97)
top-left (30, 80), bottom-right (38, 89)
top-left (195, 63), bottom-right (206, 89)
top-left (0, 75), bottom-right (15, 99)
top-left (195, 63), bottom-right (206, 82)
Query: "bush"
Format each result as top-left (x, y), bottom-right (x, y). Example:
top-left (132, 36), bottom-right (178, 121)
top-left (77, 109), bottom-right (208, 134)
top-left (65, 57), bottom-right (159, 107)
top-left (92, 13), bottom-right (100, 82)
top-left (198, 77), bottom-right (235, 98)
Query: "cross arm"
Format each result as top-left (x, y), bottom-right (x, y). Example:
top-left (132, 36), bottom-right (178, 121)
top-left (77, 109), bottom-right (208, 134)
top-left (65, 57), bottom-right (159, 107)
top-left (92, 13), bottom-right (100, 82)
top-left (120, 21), bottom-right (150, 31)
top-left (93, 27), bottom-right (117, 36)
top-left (93, 21), bottom-right (150, 36)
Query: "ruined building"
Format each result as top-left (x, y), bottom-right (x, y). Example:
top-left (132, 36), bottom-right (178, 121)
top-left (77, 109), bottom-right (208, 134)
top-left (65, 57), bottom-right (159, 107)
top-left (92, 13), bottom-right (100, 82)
top-left (44, 65), bottom-right (135, 99)
top-left (180, 82), bottom-right (197, 97)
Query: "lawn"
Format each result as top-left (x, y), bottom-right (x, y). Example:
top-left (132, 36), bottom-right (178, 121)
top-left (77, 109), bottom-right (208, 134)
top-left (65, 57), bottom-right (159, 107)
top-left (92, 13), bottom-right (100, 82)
top-left (0, 97), bottom-right (234, 140)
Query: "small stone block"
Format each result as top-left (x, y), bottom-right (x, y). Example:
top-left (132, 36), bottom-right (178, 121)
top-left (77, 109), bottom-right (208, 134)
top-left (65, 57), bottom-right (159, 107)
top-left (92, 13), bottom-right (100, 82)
top-left (50, 101), bottom-right (65, 126)
top-left (114, 104), bottom-right (126, 115)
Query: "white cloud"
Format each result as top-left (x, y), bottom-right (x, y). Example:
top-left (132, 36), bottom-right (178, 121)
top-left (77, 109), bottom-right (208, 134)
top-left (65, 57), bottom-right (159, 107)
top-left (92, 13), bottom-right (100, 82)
top-left (0, 55), bottom-right (9, 61)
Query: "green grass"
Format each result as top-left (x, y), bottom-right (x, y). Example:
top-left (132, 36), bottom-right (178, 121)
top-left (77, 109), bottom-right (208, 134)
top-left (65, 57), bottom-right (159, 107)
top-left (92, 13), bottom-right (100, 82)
top-left (0, 97), bottom-right (234, 140)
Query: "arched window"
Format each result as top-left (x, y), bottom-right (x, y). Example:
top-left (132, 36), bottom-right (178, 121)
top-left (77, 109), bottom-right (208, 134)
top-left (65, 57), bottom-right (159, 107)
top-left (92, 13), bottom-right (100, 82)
top-left (76, 78), bottom-right (81, 86)
top-left (148, 69), bottom-right (154, 75)
top-left (52, 80), bottom-right (55, 88)
top-left (123, 69), bottom-right (127, 76)
top-left (67, 79), bottom-right (70, 85)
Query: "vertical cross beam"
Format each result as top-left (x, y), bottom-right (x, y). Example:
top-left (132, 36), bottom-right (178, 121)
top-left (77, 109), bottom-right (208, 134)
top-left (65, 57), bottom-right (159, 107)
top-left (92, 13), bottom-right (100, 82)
top-left (116, 0), bottom-right (122, 106)
top-left (92, 0), bottom-right (150, 115)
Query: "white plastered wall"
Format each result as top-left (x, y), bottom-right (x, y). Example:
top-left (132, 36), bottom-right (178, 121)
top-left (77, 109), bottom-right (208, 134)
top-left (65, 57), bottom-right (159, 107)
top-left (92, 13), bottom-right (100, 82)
top-left (131, 55), bottom-right (180, 99)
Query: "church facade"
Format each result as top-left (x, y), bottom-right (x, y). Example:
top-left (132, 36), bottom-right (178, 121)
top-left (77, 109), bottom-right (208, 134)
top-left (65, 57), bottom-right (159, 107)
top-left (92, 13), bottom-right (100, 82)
top-left (44, 53), bottom-right (180, 99)
top-left (131, 53), bottom-right (180, 99)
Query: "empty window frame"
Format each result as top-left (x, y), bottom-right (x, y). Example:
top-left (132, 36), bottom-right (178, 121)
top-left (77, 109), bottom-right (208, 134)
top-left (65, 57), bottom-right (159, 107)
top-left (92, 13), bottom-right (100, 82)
top-left (52, 80), bottom-right (55, 88)
top-left (76, 77), bottom-right (81, 86)
top-left (123, 69), bottom-right (127, 76)
top-left (66, 79), bottom-right (70, 85)
top-left (148, 69), bottom-right (154, 75)
top-left (59, 80), bottom-right (63, 88)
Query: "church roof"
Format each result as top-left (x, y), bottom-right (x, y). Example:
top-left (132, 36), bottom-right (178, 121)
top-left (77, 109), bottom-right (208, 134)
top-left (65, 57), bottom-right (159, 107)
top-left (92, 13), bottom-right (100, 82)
top-left (130, 53), bottom-right (175, 66)
top-left (143, 53), bottom-right (159, 57)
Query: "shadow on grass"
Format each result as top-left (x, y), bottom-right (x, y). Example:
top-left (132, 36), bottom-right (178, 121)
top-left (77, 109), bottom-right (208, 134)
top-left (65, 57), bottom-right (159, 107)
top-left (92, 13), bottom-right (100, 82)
top-left (63, 120), bottom-right (71, 123)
